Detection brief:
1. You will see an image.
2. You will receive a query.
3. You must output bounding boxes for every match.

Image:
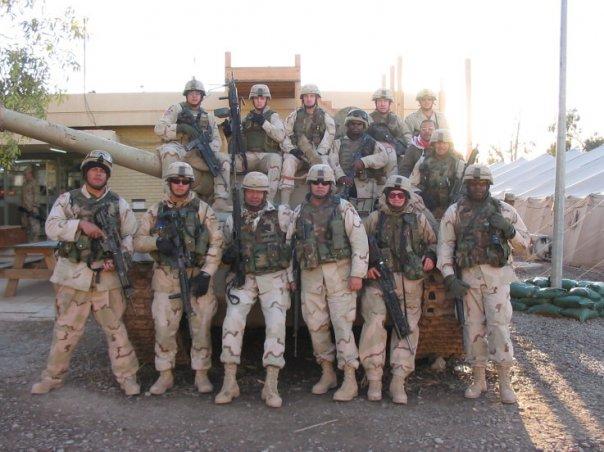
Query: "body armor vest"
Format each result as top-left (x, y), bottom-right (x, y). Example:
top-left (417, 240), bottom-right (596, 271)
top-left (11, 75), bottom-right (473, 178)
top-left (292, 107), bottom-right (326, 147)
top-left (374, 211), bottom-right (426, 280)
top-left (57, 189), bottom-right (121, 264)
top-left (418, 153), bottom-right (461, 219)
top-left (454, 196), bottom-right (511, 269)
top-left (242, 109), bottom-right (280, 152)
top-left (178, 102), bottom-right (212, 138)
top-left (339, 134), bottom-right (383, 181)
top-left (240, 209), bottom-right (291, 275)
top-left (151, 197), bottom-right (209, 268)
top-left (370, 111), bottom-right (400, 137)
top-left (295, 196), bottom-right (352, 269)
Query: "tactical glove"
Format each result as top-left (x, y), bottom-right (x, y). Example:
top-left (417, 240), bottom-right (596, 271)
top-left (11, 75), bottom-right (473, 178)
top-left (156, 236), bottom-right (175, 256)
top-left (221, 245), bottom-right (238, 265)
top-left (190, 271), bottom-right (211, 297)
top-left (176, 123), bottom-right (197, 138)
top-left (221, 119), bottom-right (232, 138)
top-left (290, 148), bottom-right (305, 161)
top-left (444, 274), bottom-right (470, 298)
top-left (251, 112), bottom-right (266, 126)
top-left (489, 213), bottom-right (516, 239)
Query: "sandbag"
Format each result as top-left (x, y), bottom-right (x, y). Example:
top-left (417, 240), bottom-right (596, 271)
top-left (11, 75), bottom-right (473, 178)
top-left (510, 282), bottom-right (538, 299)
top-left (560, 308), bottom-right (599, 322)
top-left (551, 295), bottom-right (595, 309)
top-left (587, 282), bottom-right (604, 296)
top-left (529, 277), bottom-right (550, 288)
top-left (535, 287), bottom-right (568, 299)
top-left (527, 303), bottom-right (563, 317)
top-left (569, 287), bottom-right (601, 301)
top-left (511, 299), bottom-right (527, 311)
top-left (518, 297), bottom-right (551, 307)
top-left (561, 279), bottom-right (578, 290)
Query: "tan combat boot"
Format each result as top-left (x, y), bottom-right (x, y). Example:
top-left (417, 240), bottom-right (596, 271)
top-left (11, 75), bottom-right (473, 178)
top-left (333, 365), bottom-right (358, 402)
top-left (195, 370), bottom-right (213, 394)
top-left (464, 366), bottom-right (487, 399)
top-left (214, 364), bottom-right (240, 404)
top-left (389, 374), bottom-right (408, 404)
top-left (311, 361), bottom-right (338, 395)
top-left (261, 366), bottom-right (282, 408)
top-left (279, 188), bottom-right (293, 207)
top-left (120, 376), bottom-right (141, 396)
top-left (367, 380), bottom-right (382, 401)
top-left (149, 370), bottom-right (174, 395)
top-left (31, 378), bottom-right (63, 395)
top-left (497, 364), bottom-right (517, 404)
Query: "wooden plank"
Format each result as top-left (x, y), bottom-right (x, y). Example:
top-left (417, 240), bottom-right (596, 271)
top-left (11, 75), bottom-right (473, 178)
top-left (4, 252), bottom-right (26, 297)
top-left (0, 268), bottom-right (53, 279)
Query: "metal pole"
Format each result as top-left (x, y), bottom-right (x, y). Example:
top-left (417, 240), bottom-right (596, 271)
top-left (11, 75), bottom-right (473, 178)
top-left (551, 0), bottom-right (567, 288)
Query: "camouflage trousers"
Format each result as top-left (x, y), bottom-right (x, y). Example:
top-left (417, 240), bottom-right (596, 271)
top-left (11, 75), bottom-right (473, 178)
top-left (221, 270), bottom-right (290, 368)
top-left (40, 285), bottom-right (139, 383)
top-left (462, 267), bottom-right (514, 367)
top-left (21, 213), bottom-right (41, 242)
top-left (301, 260), bottom-right (359, 370)
top-left (158, 142), bottom-right (230, 200)
top-left (235, 152), bottom-right (282, 203)
top-left (360, 275), bottom-right (423, 380)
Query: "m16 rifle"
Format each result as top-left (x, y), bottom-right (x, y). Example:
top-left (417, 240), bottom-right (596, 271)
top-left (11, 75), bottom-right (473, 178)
top-left (291, 244), bottom-right (302, 358)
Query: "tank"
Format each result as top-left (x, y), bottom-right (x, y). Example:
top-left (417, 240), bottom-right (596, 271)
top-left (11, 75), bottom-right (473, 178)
top-left (0, 104), bottom-right (463, 364)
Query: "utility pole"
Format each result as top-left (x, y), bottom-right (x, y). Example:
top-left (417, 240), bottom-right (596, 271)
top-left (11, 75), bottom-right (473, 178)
top-left (551, 0), bottom-right (567, 288)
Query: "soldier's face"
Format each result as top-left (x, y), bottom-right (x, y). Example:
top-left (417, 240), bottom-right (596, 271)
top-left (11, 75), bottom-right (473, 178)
top-left (434, 141), bottom-right (450, 156)
top-left (169, 178), bottom-right (191, 198)
top-left (375, 99), bottom-right (391, 114)
top-left (419, 123), bottom-right (435, 141)
top-left (387, 189), bottom-right (407, 208)
top-left (346, 120), bottom-right (365, 139)
top-left (244, 189), bottom-right (266, 208)
top-left (302, 94), bottom-right (317, 108)
top-left (419, 97), bottom-right (435, 110)
top-left (310, 180), bottom-right (331, 198)
top-left (186, 90), bottom-right (203, 107)
top-left (85, 166), bottom-right (108, 190)
top-left (252, 96), bottom-right (267, 110)
top-left (467, 180), bottom-right (489, 201)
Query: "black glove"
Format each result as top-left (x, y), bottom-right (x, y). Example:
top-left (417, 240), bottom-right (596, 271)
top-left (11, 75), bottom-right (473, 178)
top-left (156, 236), bottom-right (175, 256)
top-left (290, 148), bottom-right (304, 161)
top-left (251, 112), bottom-right (266, 126)
top-left (489, 213), bottom-right (515, 239)
top-left (221, 245), bottom-right (237, 265)
top-left (190, 271), bottom-right (211, 297)
top-left (176, 123), bottom-right (197, 138)
top-left (444, 274), bottom-right (470, 298)
top-left (222, 119), bottom-right (232, 138)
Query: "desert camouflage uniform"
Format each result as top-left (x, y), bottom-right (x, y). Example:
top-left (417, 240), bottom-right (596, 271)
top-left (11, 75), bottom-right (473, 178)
top-left (133, 192), bottom-right (223, 371)
top-left (288, 195), bottom-right (368, 369)
top-left (360, 196), bottom-right (437, 380)
top-left (21, 177), bottom-right (41, 241)
top-left (369, 110), bottom-right (406, 168)
top-left (155, 102), bottom-right (230, 201)
top-left (39, 185), bottom-right (139, 385)
top-left (220, 203), bottom-right (294, 369)
top-left (437, 197), bottom-right (530, 366)
top-left (402, 110), bottom-right (448, 145)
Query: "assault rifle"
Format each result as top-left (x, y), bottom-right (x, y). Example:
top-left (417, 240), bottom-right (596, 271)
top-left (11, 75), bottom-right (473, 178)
top-left (94, 204), bottom-right (134, 301)
top-left (17, 205), bottom-right (46, 223)
top-left (368, 237), bottom-right (413, 351)
top-left (367, 123), bottom-right (407, 156)
top-left (291, 244), bottom-right (302, 358)
top-left (450, 147), bottom-right (479, 202)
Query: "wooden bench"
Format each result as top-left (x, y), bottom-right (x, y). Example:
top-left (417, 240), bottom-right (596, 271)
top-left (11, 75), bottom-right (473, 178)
top-left (0, 241), bottom-right (57, 297)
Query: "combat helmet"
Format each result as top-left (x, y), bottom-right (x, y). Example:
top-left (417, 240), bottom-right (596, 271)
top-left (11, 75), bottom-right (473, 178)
top-left (164, 161), bottom-right (195, 182)
top-left (463, 164), bottom-right (493, 184)
top-left (383, 175), bottom-right (413, 194)
top-left (242, 171), bottom-right (269, 192)
top-left (429, 128), bottom-right (454, 145)
top-left (81, 150), bottom-right (113, 176)
top-left (344, 109), bottom-right (369, 128)
top-left (372, 88), bottom-right (394, 102)
top-left (300, 84), bottom-right (321, 98)
top-left (416, 88), bottom-right (437, 101)
top-left (306, 164), bottom-right (335, 183)
top-left (183, 78), bottom-right (206, 96)
top-left (249, 84), bottom-right (271, 99)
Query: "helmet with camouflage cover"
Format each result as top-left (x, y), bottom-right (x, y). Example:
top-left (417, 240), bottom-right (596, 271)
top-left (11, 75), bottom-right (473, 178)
top-left (300, 84), bottom-right (321, 98)
top-left (81, 150), bottom-right (113, 176)
top-left (463, 164), bottom-right (493, 184)
top-left (249, 84), bottom-right (271, 99)
top-left (164, 161), bottom-right (195, 182)
top-left (383, 175), bottom-right (413, 194)
top-left (429, 128), bottom-right (454, 145)
top-left (372, 88), bottom-right (394, 102)
top-left (344, 109), bottom-right (369, 128)
top-left (242, 171), bottom-right (269, 192)
top-left (182, 78), bottom-right (206, 96)
top-left (416, 88), bottom-right (437, 101)
top-left (306, 164), bottom-right (335, 183)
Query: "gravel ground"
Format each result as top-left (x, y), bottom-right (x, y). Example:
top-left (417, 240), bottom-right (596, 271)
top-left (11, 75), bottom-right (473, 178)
top-left (1, 306), bottom-right (603, 451)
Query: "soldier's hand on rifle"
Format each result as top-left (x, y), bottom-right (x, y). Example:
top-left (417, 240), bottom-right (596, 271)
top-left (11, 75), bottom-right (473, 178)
top-left (444, 275), bottom-right (470, 298)
top-left (177, 111), bottom-right (197, 125)
top-left (102, 259), bottom-right (115, 272)
top-left (290, 148), bottom-right (304, 161)
top-left (366, 267), bottom-right (381, 280)
top-left (176, 123), bottom-right (197, 138)
top-left (156, 236), bottom-right (175, 256)
top-left (489, 213), bottom-right (516, 239)
top-left (251, 112), bottom-right (266, 126)
top-left (422, 256), bottom-right (435, 272)
top-left (191, 271), bottom-right (211, 297)
top-left (78, 220), bottom-right (105, 239)
top-left (221, 245), bottom-right (237, 265)
top-left (338, 176), bottom-right (354, 187)
top-left (221, 119), bottom-right (232, 138)
top-left (348, 276), bottom-right (363, 291)
top-left (288, 281), bottom-right (297, 292)
top-left (353, 160), bottom-right (365, 171)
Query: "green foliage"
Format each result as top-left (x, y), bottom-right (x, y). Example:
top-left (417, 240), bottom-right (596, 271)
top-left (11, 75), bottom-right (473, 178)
top-left (583, 133), bottom-right (604, 152)
top-left (0, 0), bottom-right (85, 168)
top-left (547, 109), bottom-right (582, 156)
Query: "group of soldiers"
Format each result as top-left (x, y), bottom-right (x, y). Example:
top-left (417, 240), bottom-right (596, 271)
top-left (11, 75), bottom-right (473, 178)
top-left (31, 77), bottom-right (530, 409)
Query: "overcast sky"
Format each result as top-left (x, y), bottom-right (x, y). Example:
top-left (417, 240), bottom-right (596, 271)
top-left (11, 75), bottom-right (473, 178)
top-left (43, 0), bottom-right (603, 158)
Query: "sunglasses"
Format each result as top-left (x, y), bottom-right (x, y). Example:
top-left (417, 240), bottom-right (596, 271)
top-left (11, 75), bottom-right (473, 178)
top-left (388, 192), bottom-right (406, 199)
top-left (311, 181), bottom-right (331, 186)
top-left (168, 178), bottom-right (192, 185)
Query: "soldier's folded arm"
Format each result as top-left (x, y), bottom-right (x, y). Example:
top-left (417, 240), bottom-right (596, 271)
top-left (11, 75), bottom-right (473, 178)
top-left (436, 204), bottom-right (458, 278)
top-left (342, 200), bottom-right (369, 278)
top-left (200, 204), bottom-right (224, 276)
top-left (262, 113), bottom-right (286, 143)
top-left (45, 192), bottom-right (80, 242)
top-left (154, 104), bottom-right (179, 141)
top-left (315, 114), bottom-right (336, 156)
top-left (360, 142), bottom-right (389, 169)
top-left (133, 209), bottom-right (159, 253)
top-left (280, 111), bottom-right (297, 153)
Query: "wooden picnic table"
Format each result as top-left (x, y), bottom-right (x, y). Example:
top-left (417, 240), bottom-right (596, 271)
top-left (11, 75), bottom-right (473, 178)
top-left (0, 240), bottom-right (57, 297)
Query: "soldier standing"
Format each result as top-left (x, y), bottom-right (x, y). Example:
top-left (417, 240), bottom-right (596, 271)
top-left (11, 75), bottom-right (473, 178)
top-left (288, 164), bottom-right (368, 402)
top-left (31, 150), bottom-right (140, 396)
top-left (133, 162), bottom-right (223, 395)
top-left (368, 88), bottom-right (407, 163)
top-left (360, 175), bottom-right (437, 403)
top-left (154, 78), bottom-right (231, 211)
top-left (215, 172), bottom-right (293, 408)
top-left (21, 166), bottom-right (41, 241)
top-left (280, 84), bottom-right (336, 206)
top-left (329, 109), bottom-right (396, 217)
top-left (399, 119), bottom-right (435, 177)
top-left (410, 129), bottom-right (465, 221)
top-left (437, 164), bottom-right (530, 404)
top-left (237, 84), bottom-right (286, 204)
top-left (402, 89), bottom-right (448, 145)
